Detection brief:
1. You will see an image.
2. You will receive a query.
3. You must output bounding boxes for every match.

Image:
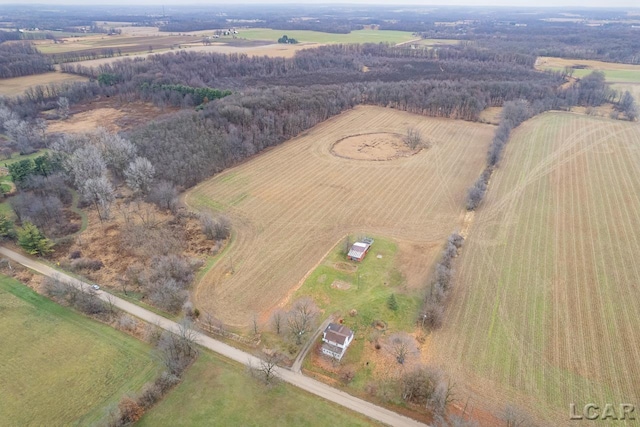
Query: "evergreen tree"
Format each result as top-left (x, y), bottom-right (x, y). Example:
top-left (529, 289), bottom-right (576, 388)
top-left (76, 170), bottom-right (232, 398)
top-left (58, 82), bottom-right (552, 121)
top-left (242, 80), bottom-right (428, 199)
top-left (17, 221), bottom-right (54, 256)
top-left (0, 214), bottom-right (13, 239)
top-left (387, 293), bottom-right (399, 311)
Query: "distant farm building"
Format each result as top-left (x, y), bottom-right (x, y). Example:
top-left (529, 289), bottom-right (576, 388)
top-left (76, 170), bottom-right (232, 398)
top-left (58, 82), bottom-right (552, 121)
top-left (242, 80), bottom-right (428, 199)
top-left (347, 237), bottom-right (374, 262)
top-left (321, 323), bottom-right (354, 360)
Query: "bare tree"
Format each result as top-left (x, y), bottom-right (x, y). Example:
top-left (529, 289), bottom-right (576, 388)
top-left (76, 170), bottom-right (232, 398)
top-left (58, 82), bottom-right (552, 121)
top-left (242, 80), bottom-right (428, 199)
top-left (70, 145), bottom-right (106, 189)
top-left (404, 127), bottom-right (424, 150)
top-left (386, 332), bottom-right (418, 365)
top-left (257, 351), bottom-right (283, 384)
top-left (158, 318), bottom-right (199, 376)
top-left (148, 180), bottom-right (179, 211)
top-left (286, 297), bottom-right (319, 345)
top-left (81, 175), bottom-right (115, 222)
top-left (401, 364), bottom-right (442, 404)
top-left (95, 129), bottom-right (137, 178)
top-left (105, 293), bottom-right (117, 314)
top-left (57, 96), bottom-right (70, 119)
top-left (200, 213), bottom-right (231, 240)
top-left (502, 405), bottom-right (536, 427)
top-left (125, 156), bottom-right (155, 195)
top-left (252, 313), bottom-right (259, 335)
top-left (271, 309), bottom-right (285, 335)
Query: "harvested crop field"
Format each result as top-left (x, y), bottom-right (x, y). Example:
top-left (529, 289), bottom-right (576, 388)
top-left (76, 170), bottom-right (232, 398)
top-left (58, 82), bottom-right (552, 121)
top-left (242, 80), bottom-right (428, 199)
top-left (425, 112), bottom-right (640, 424)
top-left (186, 106), bottom-right (494, 326)
top-left (0, 72), bottom-right (87, 97)
top-left (331, 132), bottom-right (418, 161)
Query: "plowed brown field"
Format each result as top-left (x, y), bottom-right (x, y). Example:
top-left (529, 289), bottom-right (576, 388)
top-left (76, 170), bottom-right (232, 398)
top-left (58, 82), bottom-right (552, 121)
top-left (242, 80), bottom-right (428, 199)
top-left (425, 112), bottom-right (640, 425)
top-left (185, 106), bottom-right (494, 326)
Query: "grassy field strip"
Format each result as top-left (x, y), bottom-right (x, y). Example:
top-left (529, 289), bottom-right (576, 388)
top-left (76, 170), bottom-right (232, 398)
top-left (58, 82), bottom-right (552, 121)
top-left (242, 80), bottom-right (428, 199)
top-left (426, 112), bottom-right (640, 424)
top-left (536, 56), bottom-right (640, 83)
top-left (138, 351), bottom-right (381, 426)
top-left (0, 275), bottom-right (160, 426)
top-left (237, 28), bottom-right (416, 45)
top-left (187, 106), bottom-right (494, 325)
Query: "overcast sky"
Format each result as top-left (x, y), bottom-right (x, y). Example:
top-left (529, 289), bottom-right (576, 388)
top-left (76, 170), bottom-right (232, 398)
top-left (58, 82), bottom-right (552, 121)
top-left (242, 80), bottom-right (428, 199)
top-left (0, 0), bottom-right (638, 7)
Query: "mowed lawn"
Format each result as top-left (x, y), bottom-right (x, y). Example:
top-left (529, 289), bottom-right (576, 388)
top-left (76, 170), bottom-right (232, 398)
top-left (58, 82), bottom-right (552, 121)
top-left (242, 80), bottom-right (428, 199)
top-left (138, 351), bottom-right (379, 426)
top-left (426, 112), bottom-right (640, 424)
top-left (186, 106), bottom-right (494, 326)
top-left (0, 276), bottom-right (160, 426)
top-left (238, 28), bottom-right (416, 44)
top-left (294, 236), bottom-right (421, 332)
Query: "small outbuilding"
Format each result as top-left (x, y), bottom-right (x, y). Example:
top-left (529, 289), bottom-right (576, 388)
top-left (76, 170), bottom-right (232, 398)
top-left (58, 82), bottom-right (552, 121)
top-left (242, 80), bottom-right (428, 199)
top-left (347, 237), bottom-right (374, 262)
top-left (321, 323), bottom-right (354, 360)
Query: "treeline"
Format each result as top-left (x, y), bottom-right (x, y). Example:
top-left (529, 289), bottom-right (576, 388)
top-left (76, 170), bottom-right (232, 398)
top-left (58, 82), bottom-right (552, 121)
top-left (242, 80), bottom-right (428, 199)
top-left (419, 233), bottom-right (464, 329)
top-left (0, 42), bottom-right (53, 78)
top-left (49, 48), bottom-right (124, 65)
top-left (129, 85), bottom-right (357, 187)
top-left (0, 32), bottom-right (22, 43)
top-left (265, 18), bottom-right (363, 34)
top-left (51, 44), bottom-right (563, 117)
top-left (467, 71), bottom-right (614, 211)
top-left (419, 24), bottom-right (640, 65)
top-left (159, 20), bottom-right (227, 33)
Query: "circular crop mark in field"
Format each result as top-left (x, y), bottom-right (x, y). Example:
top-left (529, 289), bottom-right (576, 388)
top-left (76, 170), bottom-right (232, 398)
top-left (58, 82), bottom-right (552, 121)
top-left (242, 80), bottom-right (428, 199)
top-left (331, 132), bottom-right (420, 161)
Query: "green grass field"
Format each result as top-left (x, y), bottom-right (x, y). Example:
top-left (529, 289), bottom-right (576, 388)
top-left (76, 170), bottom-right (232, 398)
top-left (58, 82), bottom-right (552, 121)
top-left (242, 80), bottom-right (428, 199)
top-left (138, 351), bottom-right (378, 426)
top-left (293, 236), bottom-right (420, 333)
top-left (427, 112), bottom-right (640, 423)
top-left (0, 276), bottom-right (160, 426)
top-left (564, 68), bottom-right (640, 83)
top-left (238, 28), bottom-right (416, 45)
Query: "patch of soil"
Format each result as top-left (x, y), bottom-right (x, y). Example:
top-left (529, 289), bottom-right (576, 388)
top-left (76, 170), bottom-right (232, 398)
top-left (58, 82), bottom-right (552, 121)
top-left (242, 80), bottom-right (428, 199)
top-left (331, 132), bottom-right (420, 161)
top-left (333, 261), bottom-right (357, 273)
top-left (331, 280), bottom-right (352, 290)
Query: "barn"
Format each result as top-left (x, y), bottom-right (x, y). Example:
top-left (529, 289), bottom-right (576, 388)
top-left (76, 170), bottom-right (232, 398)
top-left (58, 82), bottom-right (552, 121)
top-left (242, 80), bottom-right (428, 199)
top-left (347, 237), bottom-right (374, 262)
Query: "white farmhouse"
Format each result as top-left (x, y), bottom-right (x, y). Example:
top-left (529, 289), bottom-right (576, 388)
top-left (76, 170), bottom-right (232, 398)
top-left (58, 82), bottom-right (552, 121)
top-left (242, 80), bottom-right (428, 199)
top-left (321, 323), bottom-right (354, 360)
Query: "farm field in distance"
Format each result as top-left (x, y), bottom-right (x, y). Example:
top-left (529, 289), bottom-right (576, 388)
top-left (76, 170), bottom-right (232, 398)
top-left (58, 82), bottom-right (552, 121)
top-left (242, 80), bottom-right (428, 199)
top-left (34, 34), bottom-right (200, 56)
top-left (138, 350), bottom-right (379, 426)
top-left (0, 275), bottom-right (161, 426)
top-left (425, 112), bottom-right (640, 424)
top-left (536, 56), bottom-right (640, 83)
top-left (0, 72), bottom-right (87, 97)
top-left (186, 105), bottom-right (494, 326)
top-left (237, 28), bottom-right (417, 44)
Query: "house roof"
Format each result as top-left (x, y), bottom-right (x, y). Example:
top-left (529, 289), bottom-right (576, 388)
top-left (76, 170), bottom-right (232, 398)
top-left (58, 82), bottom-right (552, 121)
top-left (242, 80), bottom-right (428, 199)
top-left (323, 323), bottom-right (353, 346)
top-left (322, 342), bottom-right (345, 356)
top-left (348, 241), bottom-right (372, 259)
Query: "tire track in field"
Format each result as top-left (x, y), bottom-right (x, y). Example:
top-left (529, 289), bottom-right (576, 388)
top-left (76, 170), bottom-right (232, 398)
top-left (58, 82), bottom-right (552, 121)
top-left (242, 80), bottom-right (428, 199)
top-left (429, 113), bottom-right (640, 423)
top-left (186, 106), bottom-right (494, 325)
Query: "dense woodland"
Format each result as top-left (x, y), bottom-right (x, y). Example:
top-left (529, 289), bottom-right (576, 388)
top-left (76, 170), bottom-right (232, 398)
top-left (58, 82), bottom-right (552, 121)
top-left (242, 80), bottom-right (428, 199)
top-left (425, 25), bottom-right (640, 65)
top-left (0, 43), bottom-right (53, 78)
top-left (5, 39), bottom-right (632, 191)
